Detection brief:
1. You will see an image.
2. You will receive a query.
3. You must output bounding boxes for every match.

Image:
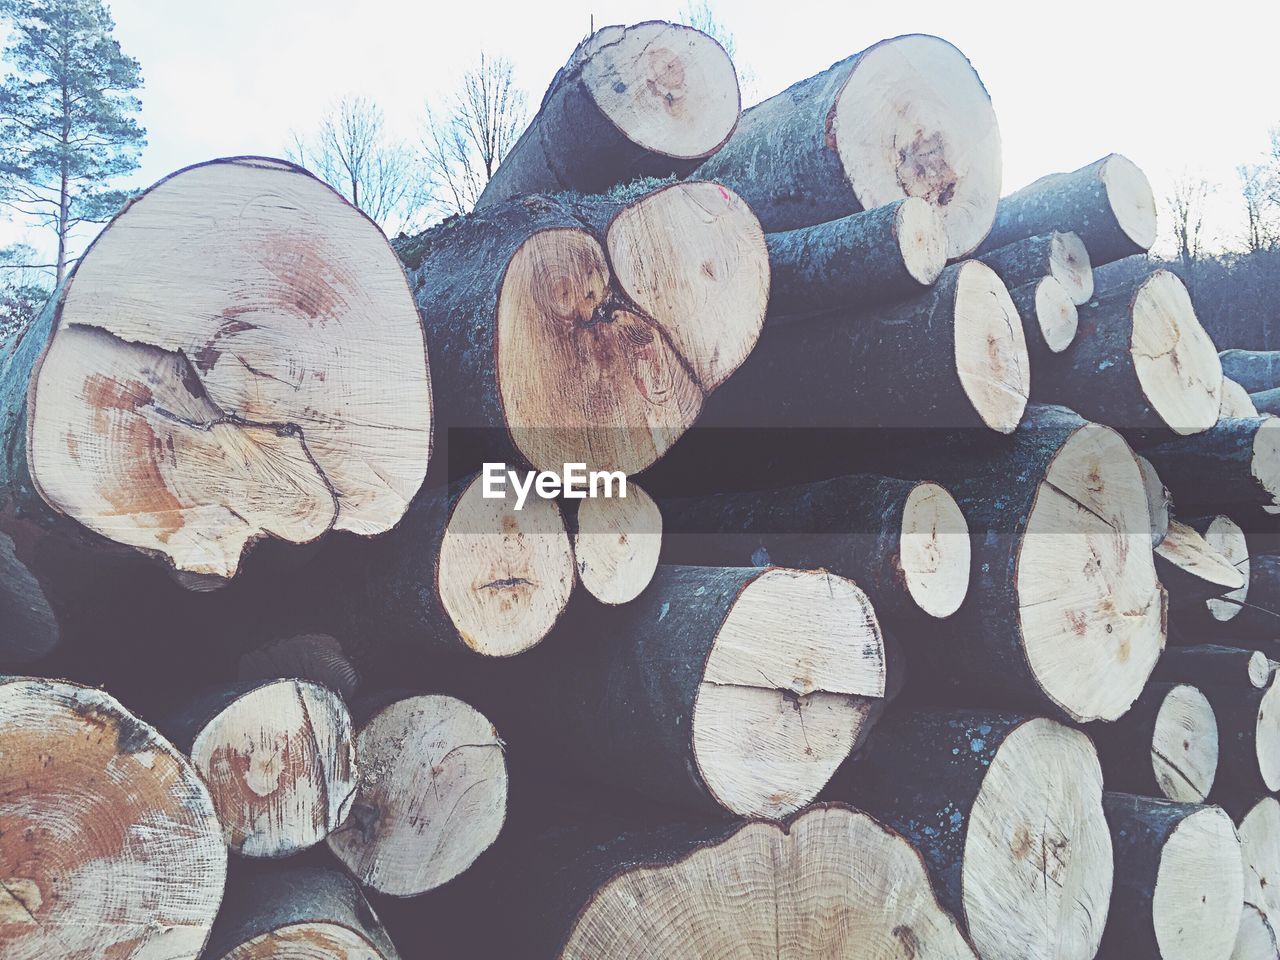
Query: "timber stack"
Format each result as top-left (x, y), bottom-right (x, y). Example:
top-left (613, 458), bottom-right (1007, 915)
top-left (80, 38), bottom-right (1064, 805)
top-left (2, 17), bottom-right (1276, 960)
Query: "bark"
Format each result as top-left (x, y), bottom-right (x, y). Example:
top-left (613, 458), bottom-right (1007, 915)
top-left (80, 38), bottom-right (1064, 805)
top-left (1249, 386), bottom-right (1280, 416)
top-left (1152, 644), bottom-right (1271, 689)
top-left (1212, 554), bottom-right (1280, 638)
top-left (764, 197), bottom-right (943, 319)
top-left (202, 861), bottom-right (400, 960)
top-left (975, 230), bottom-right (1093, 304)
top-left (1097, 793), bottom-right (1242, 960)
top-left (694, 34), bottom-right (1000, 259)
top-left (658, 473), bottom-right (968, 621)
top-left (1221, 350), bottom-right (1280, 393)
top-left (476, 21), bottom-right (739, 208)
top-left (1143, 418), bottom-right (1280, 522)
top-left (977, 154), bottom-right (1157, 265)
top-left (1201, 680), bottom-right (1280, 802)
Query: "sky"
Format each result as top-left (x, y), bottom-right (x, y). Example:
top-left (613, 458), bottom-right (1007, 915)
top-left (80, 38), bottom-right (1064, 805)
top-left (4, 0), bottom-right (1280, 257)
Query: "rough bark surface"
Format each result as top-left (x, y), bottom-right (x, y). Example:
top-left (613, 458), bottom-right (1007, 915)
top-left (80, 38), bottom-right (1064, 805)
top-left (1143, 418), bottom-right (1280, 520)
top-left (1221, 350), bottom-right (1280, 393)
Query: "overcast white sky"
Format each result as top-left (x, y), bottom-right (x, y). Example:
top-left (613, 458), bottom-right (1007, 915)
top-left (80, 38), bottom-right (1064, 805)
top-left (5, 0), bottom-right (1279, 255)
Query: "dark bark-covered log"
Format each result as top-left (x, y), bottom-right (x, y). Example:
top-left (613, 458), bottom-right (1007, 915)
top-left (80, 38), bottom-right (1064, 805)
top-left (1221, 350), bottom-right (1280, 393)
top-left (834, 710), bottom-right (1113, 960)
top-left (1137, 455), bottom-right (1172, 547)
top-left (511, 565), bottom-right (886, 819)
top-left (476, 21), bottom-right (739, 208)
top-left (1200, 680), bottom-right (1280, 802)
top-left (326, 693), bottom-right (508, 897)
top-left (1237, 798), bottom-right (1280, 933)
top-left (694, 34), bottom-right (1001, 260)
top-left (202, 861), bottom-right (400, 960)
top-left (328, 473), bottom-right (576, 659)
top-left (1249, 386), bottom-right (1280, 416)
top-left (764, 196), bottom-right (946, 318)
top-left (474, 804), bottom-right (976, 960)
top-left (1036, 268), bottom-right (1221, 436)
top-left (1086, 682), bottom-right (1218, 802)
top-left (1143, 418), bottom-right (1280, 521)
top-left (158, 679), bottom-right (357, 859)
top-left (1204, 554), bottom-right (1280, 640)
top-left (1008, 275), bottom-right (1079, 357)
top-left (976, 154), bottom-right (1158, 265)
top-left (692, 259), bottom-right (1029, 434)
top-left (890, 405), bottom-right (1165, 722)
top-left (976, 230), bottom-right (1094, 304)
top-left (1098, 793), bottom-right (1242, 960)
top-left (1222, 377), bottom-right (1261, 418)
top-left (0, 677), bottom-right (227, 959)
top-left (659, 474), bottom-right (970, 621)
top-left (1155, 519), bottom-right (1247, 611)
top-left (236, 633), bottom-right (360, 698)
top-left (399, 181), bottom-right (767, 477)
top-left (1153, 645), bottom-right (1272, 689)
top-left (571, 481), bottom-right (662, 605)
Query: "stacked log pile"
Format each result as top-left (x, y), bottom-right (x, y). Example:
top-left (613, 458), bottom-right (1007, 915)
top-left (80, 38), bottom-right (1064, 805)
top-left (2, 17), bottom-right (1277, 960)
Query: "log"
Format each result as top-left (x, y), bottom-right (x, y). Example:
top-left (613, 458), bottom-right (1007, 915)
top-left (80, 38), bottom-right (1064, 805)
top-left (0, 677), bottom-right (227, 960)
top-left (976, 154), bottom-right (1158, 265)
top-left (1154, 519), bottom-right (1247, 611)
top-left (694, 34), bottom-right (1002, 259)
top-left (160, 679), bottom-right (357, 858)
top-left (1153, 645), bottom-right (1272, 690)
top-left (1198, 515), bottom-right (1252, 624)
top-left (1201, 680), bottom-right (1280, 801)
top-left (1237, 798), bottom-right (1280, 927)
top-left (1212, 555), bottom-right (1280, 639)
top-left (326, 693), bottom-right (507, 897)
top-left (1143, 418), bottom-right (1280, 520)
top-left (1137, 454), bottom-right (1172, 547)
top-left (1087, 682), bottom-right (1218, 802)
top-left (1221, 350), bottom-right (1280, 393)
top-left (237, 633), bottom-right (360, 699)
top-left (476, 21), bottom-right (740, 207)
top-left (1007, 275), bottom-right (1078, 357)
top-left (1250, 386), bottom-right (1280, 417)
top-left (330, 472), bottom-right (575, 659)
top-left (836, 711), bottom-right (1113, 960)
top-left (976, 230), bottom-right (1094, 304)
top-left (1232, 905), bottom-right (1279, 960)
top-left (659, 474), bottom-right (971, 621)
top-left (516, 565), bottom-right (886, 818)
top-left (482, 804), bottom-right (977, 959)
top-left (764, 196), bottom-right (946, 318)
top-left (1037, 268), bottom-right (1221, 436)
top-left (1222, 377), bottom-right (1261, 418)
top-left (898, 405), bottom-right (1165, 722)
top-left (571, 481), bottom-right (662, 605)
top-left (400, 180), bottom-right (768, 476)
top-left (0, 158), bottom-right (434, 662)
top-left (693, 259), bottom-right (1029, 434)
top-left (202, 862), bottom-right (399, 960)
top-left (1098, 793), bottom-right (1242, 960)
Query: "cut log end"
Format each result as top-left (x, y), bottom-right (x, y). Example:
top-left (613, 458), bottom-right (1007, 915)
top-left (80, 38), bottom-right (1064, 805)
top-left (1130, 270), bottom-right (1221, 435)
top-left (326, 695), bottom-right (507, 897)
top-left (896, 195), bottom-right (948, 285)
top-left (1151, 806), bottom-right (1244, 960)
top-left (1152, 684), bottom-right (1218, 802)
top-left (1156, 519), bottom-right (1248, 594)
top-left (1019, 422), bottom-right (1164, 722)
top-left (1136, 455), bottom-right (1170, 547)
top-left (215, 922), bottom-right (391, 960)
top-left (1257, 680), bottom-right (1280, 791)
top-left (1232, 905), bottom-right (1279, 960)
top-left (190, 679), bottom-right (358, 858)
top-left (1221, 378), bottom-right (1260, 419)
top-left (691, 568), bottom-right (884, 819)
top-left (438, 474), bottom-right (575, 657)
top-left (578, 21), bottom-right (740, 161)
top-left (899, 480), bottom-right (970, 618)
top-left (1237, 798), bottom-right (1280, 925)
top-left (1204, 515), bottom-right (1250, 621)
top-left (834, 35), bottom-right (1001, 259)
top-left (1250, 415), bottom-right (1280, 508)
top-left (962, 719), bottom-right (1112, 960)
top-left (1101, 153), bottom-right (1159, 254)
top-left (0, 678), bottom-right (227, 960)
top-left (953, 261), bottom-right (1030, 434)
top-left (561, 805), bottom-right (976, 960)
top-left (573, 483), bottom-right (662, 605)
top-left (1029, 276), bottom-right (1079, 353)
top-left (28, 157), bottom-right (432, 581)
top-left (1050, 231), bottom-right (1094, 305)
top-left (499, 181), bottom-right (768, 475)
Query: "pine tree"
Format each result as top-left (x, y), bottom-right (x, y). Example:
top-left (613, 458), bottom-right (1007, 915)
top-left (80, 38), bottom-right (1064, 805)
top-left (0, 0), bottom-right (145, 284)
